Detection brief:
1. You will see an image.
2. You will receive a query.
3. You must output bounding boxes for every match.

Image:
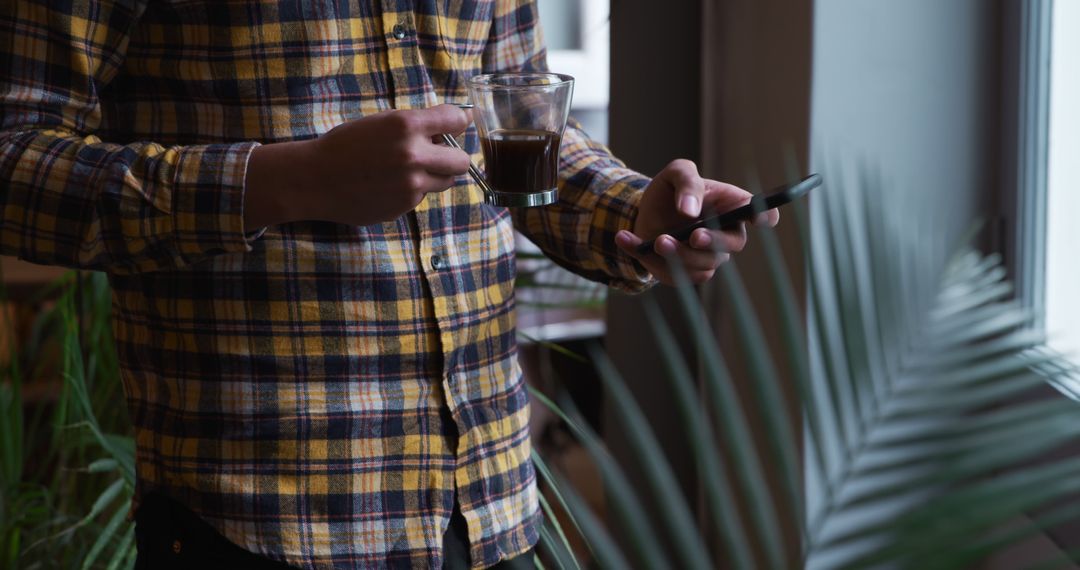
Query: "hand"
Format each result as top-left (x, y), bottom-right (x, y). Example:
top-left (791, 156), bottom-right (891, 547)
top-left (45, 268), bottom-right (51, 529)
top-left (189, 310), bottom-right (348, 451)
top-left (614, 159), bottom-right (780, 285)
top-left (245, 104), bottom-right (471, 228)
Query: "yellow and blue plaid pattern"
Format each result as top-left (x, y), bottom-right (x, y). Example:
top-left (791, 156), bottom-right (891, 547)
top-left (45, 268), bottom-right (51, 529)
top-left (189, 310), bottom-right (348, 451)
top-left (0, 0), bottom-right (654, 567)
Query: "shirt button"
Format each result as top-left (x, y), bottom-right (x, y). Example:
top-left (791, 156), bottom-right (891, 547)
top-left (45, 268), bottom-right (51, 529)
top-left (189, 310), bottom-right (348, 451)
top-left (430, 254), bottom-right (445, 271)
top-left (391, 24), bottom-right (408, 40)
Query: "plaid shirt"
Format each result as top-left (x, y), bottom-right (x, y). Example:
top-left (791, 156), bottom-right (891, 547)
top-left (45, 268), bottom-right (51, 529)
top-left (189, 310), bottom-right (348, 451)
top-left (0, 0), bottom-right (654, 567)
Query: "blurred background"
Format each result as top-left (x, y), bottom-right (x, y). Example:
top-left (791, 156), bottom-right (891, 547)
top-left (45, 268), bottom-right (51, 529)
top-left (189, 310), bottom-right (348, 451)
top-left (520, 0), bottom-right (1080, 567)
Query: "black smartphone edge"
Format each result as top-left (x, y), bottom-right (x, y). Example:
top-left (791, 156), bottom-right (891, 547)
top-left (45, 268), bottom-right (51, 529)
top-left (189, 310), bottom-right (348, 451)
top-left (635, 173), bottom-right (822, 255)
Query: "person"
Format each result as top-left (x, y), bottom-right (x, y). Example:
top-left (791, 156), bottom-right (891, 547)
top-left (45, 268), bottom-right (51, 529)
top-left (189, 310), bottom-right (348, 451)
top-left (0, 0), bottom-right (778, 568)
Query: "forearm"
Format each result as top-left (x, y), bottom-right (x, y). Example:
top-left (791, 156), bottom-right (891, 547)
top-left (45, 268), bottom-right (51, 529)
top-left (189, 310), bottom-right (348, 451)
top-left (0, 128), bottom-right (260, 274)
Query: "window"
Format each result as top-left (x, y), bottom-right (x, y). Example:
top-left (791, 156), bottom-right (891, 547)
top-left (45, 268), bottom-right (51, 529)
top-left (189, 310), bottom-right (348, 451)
top-left (538, 0), bottom-right (609, 142)
top-left (1045, 0), bottom-right (1080, 355)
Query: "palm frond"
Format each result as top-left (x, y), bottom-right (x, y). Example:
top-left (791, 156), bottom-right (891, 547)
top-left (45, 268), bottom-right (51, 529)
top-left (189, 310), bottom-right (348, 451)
top-left (534, 166), bottom-right (1080, 569)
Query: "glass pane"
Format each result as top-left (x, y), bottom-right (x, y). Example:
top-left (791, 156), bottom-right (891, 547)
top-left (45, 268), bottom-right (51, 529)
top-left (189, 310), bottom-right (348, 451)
top-left (1045, 0), bottom-right (1080, 354)
top-left (537, 0), bottom-right (582, 51)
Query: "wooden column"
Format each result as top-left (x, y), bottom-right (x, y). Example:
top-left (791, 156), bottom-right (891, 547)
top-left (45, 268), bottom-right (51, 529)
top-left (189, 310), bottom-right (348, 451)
top-left (606, 0), bottom-right (812, 564)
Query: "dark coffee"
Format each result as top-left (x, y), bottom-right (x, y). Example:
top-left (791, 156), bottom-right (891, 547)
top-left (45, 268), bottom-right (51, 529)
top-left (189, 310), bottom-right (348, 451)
top-left (480, 129), bottom-right (561, 193)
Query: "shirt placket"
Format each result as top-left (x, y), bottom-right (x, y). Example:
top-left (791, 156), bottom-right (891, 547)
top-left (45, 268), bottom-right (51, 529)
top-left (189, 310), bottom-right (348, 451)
top-left (380, 0), bottom-right (420, 110)
top-left (380, 0), bottom-right (464, 413)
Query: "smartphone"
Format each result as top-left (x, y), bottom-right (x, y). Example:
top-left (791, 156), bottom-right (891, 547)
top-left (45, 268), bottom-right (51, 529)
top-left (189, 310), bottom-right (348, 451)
top-left (636, 173), bottom-right (822, 255)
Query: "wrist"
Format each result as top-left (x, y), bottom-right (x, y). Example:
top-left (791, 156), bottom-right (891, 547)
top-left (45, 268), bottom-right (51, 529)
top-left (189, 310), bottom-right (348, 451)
top-left (244, 139), bottom-right (316, 228)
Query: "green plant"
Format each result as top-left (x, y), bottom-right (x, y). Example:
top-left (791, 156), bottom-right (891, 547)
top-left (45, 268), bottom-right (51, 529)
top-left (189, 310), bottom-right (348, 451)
top-left (0, 271), bottom-right (136, 569)
top-left (529, 169), bottom-right (1080, 569)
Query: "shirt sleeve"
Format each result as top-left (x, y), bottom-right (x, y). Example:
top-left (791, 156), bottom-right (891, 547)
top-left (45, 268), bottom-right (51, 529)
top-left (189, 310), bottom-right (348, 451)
top-left (482, 0), bottom-right (657, 294)
top-left (0, 1), bottom-right (264, 276)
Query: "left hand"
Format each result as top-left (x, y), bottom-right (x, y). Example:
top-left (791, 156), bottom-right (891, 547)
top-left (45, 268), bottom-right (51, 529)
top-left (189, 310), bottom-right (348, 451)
top-left (615, 159), bottom-right (780, 285)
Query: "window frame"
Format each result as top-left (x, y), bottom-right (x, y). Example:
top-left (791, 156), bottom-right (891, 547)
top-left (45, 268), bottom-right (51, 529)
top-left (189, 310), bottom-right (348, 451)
top-left (1006, 0), bottom-right (1054, 322)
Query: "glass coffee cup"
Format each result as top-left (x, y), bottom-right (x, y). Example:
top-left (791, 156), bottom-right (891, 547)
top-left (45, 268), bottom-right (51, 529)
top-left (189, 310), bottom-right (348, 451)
top-left (466, 73), bottom-right (575, 207)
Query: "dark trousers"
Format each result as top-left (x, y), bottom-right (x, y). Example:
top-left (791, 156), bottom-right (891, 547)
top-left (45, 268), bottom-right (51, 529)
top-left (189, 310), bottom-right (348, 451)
top-left (134, 493), bottom-right (535, 569)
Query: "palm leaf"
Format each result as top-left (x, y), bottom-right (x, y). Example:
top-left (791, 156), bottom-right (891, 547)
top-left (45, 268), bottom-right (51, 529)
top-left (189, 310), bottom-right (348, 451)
top-left (529, 390), bottom-right (669, 569)
top-left (588, 344), bottom-right (714, 569)
top-left (537, 489), bottom-right (582, 570)
top-left (643, 294), bottom-right (773, 569)
top-left (532, 165), bottom-right (1080, 569)
top-left (550, 472), bottom-right (632, 570)
top-left (532, 450), bottom-right (591, 561)
top-left (807, 170), bottom-right (1080, 568)
top-left (539, 522), bottom-right (578, 570)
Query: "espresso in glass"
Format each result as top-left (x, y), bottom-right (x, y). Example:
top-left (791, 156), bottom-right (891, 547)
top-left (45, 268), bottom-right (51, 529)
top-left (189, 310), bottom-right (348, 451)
top-left (467, 72), bottom-right (574, 207)
top-left (480, 129), bottom-right (561, 194)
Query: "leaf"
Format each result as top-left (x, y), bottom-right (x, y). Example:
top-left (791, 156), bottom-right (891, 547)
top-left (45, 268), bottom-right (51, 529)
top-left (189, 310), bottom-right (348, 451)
top-left (803, 196), bottom-right (861, 458)
top-left (87, 458), bottom-right (118, 474)
top-left (934, 502), bottom-right (1080, 570)
top-left (753, 218), bottom-right (834, 516)
top-left (81, 501), bottom-right (129, 570)
top-left (840, 458), bottom-right (1080, 568)
top-left (529, 389), bottom-right (669, 569)
top-left (716, 261), bottom-right (803, 526)
top-left (539, 523), bottom-right (576, 570)
top-left (803, 172), bottom-right (1080, 569)
top-left (588, 345), bottom-right (714, 569)
top-left (25, 478), bottom-right (126, 552)
top-left (84, 479), bottom-right (126, 527)
top-left (537, 490), bottom-right (581, 570)
top-left (101, 435), bottom-right (136, 484)
top-left (550, 472), bottom-right (632, 570)
top-left (0, 383), bottom-right (22, 487)
top-left (641, 295), bottom-right (776, 569)
top-left (516, 333), bottom-right (589, 364)
top-left (532, 451), bottom-right (592, 561)
top-left (104, 526), bottom-right (135, 570)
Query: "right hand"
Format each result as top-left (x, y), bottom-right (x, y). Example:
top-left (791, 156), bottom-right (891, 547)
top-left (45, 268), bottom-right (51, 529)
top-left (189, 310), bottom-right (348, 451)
top-left (245, 104), bottom-right (472, 229)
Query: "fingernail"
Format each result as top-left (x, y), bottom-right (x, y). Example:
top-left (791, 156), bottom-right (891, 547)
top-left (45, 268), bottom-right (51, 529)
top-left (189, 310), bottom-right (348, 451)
top-left (679, 195), bottom-right (700, 217)
top-left (694, 230), bottom-right (713, 247)
top-left (616, 231), bottom-right (632, 246)
top-left (656, 235), bottom-right (676, 255)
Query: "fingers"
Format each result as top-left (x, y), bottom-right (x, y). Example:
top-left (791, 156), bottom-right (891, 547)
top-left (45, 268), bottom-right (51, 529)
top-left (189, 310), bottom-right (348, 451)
top-left (429, 174), bottom-right (458, 193)
top-left (421, 143), bottom-right (471, 176)
top-left (754, 208), bottom-right (781, 227)
top-left (406, 171), bottom-right (458, 197)
top-left (690, 225), bottom-right (747, 255)
top-left (652, 234), bottom-right (731, 270)
top-left (615, 230), bottom-right (646, 254)
top-left (655, 159), bottom-right (706, 218)
top-left (701, 179), bottom-right (753, 215)
top-left (701, 179), bottom-right (783, 228)
top-left (615, 230), bottom-right (731, 273)
top-left (401, 104), bottom-right (471, 137)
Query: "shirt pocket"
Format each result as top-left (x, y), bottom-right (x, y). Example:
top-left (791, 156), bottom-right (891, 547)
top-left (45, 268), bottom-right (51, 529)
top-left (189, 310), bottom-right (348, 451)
top-left (437, 0), bottom-right (495, 69)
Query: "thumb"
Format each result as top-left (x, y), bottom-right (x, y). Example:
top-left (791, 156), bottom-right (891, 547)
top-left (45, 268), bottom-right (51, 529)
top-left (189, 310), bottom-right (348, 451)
top-left (659, 159), bottom-right (705, 218)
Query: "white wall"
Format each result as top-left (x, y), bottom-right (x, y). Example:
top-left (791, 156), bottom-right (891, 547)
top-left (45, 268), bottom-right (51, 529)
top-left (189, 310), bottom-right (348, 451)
top-left (809, 0), bottom-right (998, 245)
